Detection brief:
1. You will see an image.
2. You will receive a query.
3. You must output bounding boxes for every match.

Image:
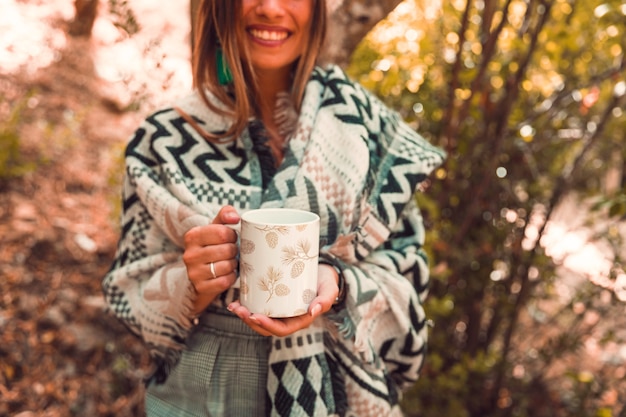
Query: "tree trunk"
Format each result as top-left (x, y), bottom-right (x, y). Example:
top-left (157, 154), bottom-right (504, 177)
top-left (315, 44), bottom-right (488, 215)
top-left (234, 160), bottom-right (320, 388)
top-left (320, 0), bottom-right (403, 67)
top-left (69, 0), bottom-right (99, 38)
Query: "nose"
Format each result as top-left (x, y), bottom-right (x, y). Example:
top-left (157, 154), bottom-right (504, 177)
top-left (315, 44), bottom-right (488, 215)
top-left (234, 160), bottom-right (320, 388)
top-left (256, 0), bottom-right (286, 17)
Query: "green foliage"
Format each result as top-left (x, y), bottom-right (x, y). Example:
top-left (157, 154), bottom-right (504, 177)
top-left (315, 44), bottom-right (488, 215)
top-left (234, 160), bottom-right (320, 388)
top-left (107, 0), bottom-right (141, 37)
top-left (105, 141), bottom-right (127, 229)
top-left (592, 192), bottom-right (626, 219)
top-left (0, 94), bottom-right (36, 183)
top-left (109, 354), bottom-right (135, 399)
top-left (350, 0), bottom-right (626, 415)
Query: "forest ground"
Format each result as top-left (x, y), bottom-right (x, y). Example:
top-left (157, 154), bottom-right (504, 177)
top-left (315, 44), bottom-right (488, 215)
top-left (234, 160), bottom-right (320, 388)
top-left (1, 34), bottom-right (151, 416)
top-left (2, 2), bottom-right (626, 417)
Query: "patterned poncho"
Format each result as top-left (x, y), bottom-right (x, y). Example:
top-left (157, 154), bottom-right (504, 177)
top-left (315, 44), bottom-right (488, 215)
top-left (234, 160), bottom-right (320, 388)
top-left (103, 65), bottom-right (446, 416)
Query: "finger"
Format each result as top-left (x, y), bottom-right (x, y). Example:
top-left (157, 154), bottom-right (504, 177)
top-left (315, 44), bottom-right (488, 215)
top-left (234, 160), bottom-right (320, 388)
top-left (209, 261), bottom-right (217, 279)
top-left (248, 314), bottom-right (315, 338)
top-left (193, 273), bottom-right (237, 294)
top-left (183, 242), bottom-right (238, 276)
top-left (220, 258), bottom-right (239, 277)
top-left (317, 264), bottom-right (340, 300)
top-left (206, 258), bottom-right (239, 279)
top-left (227, 300), bottom-right (244, 312)
top-left (227, 302), bottom-right (273, 336)
top-left (309, 265), bottom-right (340, 314)
top-left (244, 318), bottom-right (273, 337)
top-left (184, 224), bottom-right (238, 248)
top-left (212, 205), bottom-right (241, 226)
top-left (184, 248), bottom-right (238, 280)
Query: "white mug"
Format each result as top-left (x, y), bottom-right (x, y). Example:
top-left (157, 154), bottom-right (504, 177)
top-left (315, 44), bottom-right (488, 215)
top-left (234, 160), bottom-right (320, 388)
top-left (237, 208), bottom-right (320, 318)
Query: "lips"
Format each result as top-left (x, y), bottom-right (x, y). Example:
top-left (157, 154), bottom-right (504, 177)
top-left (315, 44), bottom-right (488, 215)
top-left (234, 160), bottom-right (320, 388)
top-left (248, 28), bottom-right (289, 42)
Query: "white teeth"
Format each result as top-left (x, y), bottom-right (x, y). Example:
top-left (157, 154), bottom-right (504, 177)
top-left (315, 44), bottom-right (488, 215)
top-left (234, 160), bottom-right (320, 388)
top-left (250, 29), bottom-right (288, 41)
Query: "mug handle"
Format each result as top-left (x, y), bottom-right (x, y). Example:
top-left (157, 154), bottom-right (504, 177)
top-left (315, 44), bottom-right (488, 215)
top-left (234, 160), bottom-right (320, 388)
top-left (224, 222), bottom-right (241, 233)
top-left (225, 222), bottom-right (241, 288)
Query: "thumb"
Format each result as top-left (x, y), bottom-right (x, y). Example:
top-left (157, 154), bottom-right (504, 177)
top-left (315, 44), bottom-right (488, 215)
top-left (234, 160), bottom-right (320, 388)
top-left (212, 205), bottom-right (240, 226)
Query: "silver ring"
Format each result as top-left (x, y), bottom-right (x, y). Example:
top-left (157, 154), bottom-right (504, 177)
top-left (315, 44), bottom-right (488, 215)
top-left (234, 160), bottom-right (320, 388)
top-left (210, 262), bottom-right (217, 279)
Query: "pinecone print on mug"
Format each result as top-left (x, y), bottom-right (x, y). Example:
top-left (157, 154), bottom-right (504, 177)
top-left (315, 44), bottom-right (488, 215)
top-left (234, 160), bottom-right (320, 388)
top-left (239, 208), bottom-right (320, 317)
top-left (281, 240), bottom-right (316, 278)
top-left (257, 266), bottom-right (291, 302)
top-left (266, 232), bottom-right (278, 248)
top-left (291, 261), bottom-right (305, 278)
top-left (240, 239), bottom-right (255, 254)
top-left (239, 261), bottom-right (253, 295)
top-left (240, 281), bottom-right (249, 295)
top-left (302, 289), bottom-right (316, 304)
top-left (255, 225), bottom-right (289, 248)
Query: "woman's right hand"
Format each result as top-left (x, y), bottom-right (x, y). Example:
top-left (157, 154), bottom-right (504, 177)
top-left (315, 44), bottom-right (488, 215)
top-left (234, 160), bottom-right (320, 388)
top-left (183, 205), bottom-right (241, 316)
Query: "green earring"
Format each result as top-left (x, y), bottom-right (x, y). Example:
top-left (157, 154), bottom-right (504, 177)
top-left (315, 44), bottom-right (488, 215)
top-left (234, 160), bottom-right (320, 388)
top-left (216, 48), bottom-right (233, 86)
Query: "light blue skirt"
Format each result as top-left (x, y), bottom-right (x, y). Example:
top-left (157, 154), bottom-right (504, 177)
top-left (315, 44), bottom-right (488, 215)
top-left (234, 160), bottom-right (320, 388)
top-left (145, 307), bottom-right (271, 417)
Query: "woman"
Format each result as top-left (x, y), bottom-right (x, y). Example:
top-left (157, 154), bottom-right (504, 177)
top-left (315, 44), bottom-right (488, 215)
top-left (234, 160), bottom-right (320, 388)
top-left (102, 0), bottom-right (446, 416)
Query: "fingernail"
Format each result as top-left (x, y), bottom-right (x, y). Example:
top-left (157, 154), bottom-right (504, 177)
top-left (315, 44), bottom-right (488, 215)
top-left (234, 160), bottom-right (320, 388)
top-left (310, 304), bottom-right (322, 317)
top-left (249, 315), bottom-right (259, 323)
top-left (227, 304), bottom-right (235, 312)
top-left (226, 212), bottom-right (240, 222)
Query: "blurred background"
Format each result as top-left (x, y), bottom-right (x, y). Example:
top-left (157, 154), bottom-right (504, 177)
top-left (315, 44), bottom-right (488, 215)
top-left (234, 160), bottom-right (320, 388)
top-left (1, 0), bottom-right (625, 416)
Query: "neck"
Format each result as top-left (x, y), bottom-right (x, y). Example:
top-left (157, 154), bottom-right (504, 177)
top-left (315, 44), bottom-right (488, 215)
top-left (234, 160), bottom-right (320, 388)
top-left (253, 67), bottom-right (295, 157)
top-left (255, 67), bottom-right (293, 114)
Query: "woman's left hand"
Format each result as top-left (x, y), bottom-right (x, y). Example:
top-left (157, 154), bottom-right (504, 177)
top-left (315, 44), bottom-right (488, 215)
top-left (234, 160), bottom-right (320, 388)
top-left (227, 264), bottom-right (340, 337)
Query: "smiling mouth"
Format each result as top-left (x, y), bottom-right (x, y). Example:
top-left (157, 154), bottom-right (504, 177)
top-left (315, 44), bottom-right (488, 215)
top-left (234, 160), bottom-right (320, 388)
top-left (249, 29), bottom-right (289, 41)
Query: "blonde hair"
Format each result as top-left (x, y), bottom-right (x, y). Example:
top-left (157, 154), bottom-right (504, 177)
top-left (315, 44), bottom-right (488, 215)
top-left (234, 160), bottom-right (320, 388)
top-left (192, 0), bottom-right (327, 140)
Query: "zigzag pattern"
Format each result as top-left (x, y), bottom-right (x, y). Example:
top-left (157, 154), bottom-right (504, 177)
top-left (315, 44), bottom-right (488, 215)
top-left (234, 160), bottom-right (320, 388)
top-left (102, 64), bottom-right (445, 417)
top-left (378, 157), bottom-right (426, 225)
top-left (312, 66), bottom-right (444, 231)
